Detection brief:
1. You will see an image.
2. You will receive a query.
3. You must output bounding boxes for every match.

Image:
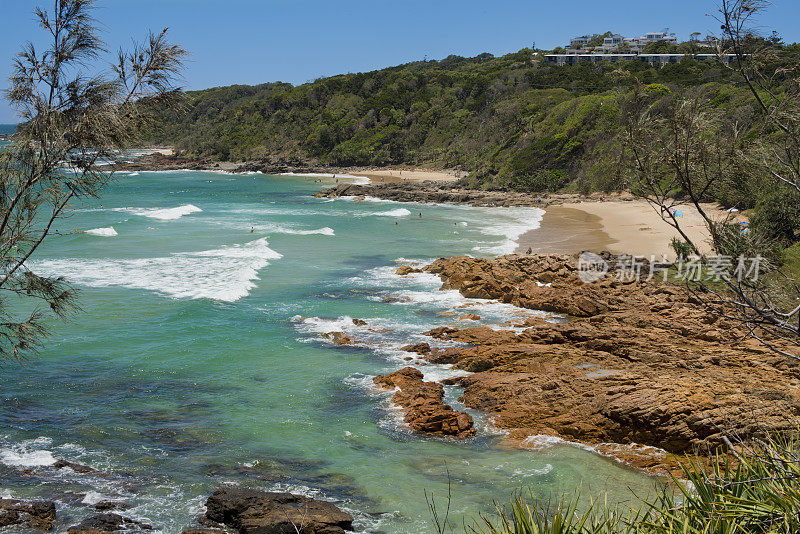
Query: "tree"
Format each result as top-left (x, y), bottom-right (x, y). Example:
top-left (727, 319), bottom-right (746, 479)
top-left (0, 0), bottom-right (185, 360)
top-left (621, 0), bottom-right (800, 357)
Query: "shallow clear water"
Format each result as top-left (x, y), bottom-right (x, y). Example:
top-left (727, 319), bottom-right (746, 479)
top-left (0, 171), bottom-right (655, 532)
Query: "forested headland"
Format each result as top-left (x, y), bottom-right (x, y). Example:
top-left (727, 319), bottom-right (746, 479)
top-left (141, 38), bottom-right (800, 245)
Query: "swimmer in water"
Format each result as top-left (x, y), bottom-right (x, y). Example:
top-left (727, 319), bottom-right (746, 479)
top-left (250, 227), bottom-right (254, 233)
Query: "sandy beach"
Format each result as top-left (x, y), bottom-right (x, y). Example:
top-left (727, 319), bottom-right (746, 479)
top-left (348, 168), bottom-right (461, 183)
top-left (517, 199), bottom-right (735, 257)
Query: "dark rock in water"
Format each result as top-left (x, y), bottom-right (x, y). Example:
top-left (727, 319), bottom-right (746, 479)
top-left (204, 488), bottom-right (353, 534)
top-left (197, 516), bottom-right (230, 529)
top-left (351, 318), bottom-right (367, 327)
top-left (0, 498), bottom-right (56, 531)
top-left (183, 529), bottom-right (231, 534)
top-left (67, 513), bottom-right (152, 533)
top-left (93, 501), bottom-right (132, 511)
top-left (53, 458), bottom-right (103, 476)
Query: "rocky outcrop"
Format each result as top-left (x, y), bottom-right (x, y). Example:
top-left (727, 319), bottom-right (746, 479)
top-left (395, 265), bottom-right (423, 275)
top-left (415, 254), bottom-right (800, 470)
top-left (322, 331), bottom-right (353, 345)
top-left (0, 499), bottom-right (56, 531)
top-left (67, 513), bottom-right (152, 533)
top-left (401, 342), bottom-right (431, 355)
top-left (373, 367), bottom-right (475, 438)
top-left (201, 488), bottom-right (353, 534)
top-left (315, 182), bottom-right (601, 207)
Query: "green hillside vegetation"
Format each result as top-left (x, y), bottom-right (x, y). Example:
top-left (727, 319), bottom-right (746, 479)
top-left (142, 40), bottom-right (800, 245)
top-left (140, 48), bottom-right (740, 172)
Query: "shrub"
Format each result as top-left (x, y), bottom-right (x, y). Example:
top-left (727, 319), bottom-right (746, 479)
top-left (751, 187), bottom-right (800, 245)
top-left (471, 433), bottom-right (800, 534)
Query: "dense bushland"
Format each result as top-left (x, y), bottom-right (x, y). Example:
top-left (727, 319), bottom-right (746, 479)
top-left (140, 48), bottom-right (782, 176)
top-left (141, 40), bottom-right (800, 247)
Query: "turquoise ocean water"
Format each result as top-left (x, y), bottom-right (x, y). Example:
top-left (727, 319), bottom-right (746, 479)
top-left (0, 168), bottom-right (655, 532)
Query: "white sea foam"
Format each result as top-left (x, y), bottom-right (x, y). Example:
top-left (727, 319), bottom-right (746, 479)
top-left (81, 491), bottom-right (111, 505)
top-left (85, 226), bottom-right (118, 237)
top-left (0, 448), bottom-right (57, 467)
top-left (238, 224), bottom-right (333, 236)
top-left (0, 437), bottom-right (57, 467)
top-left (368, 208), bottom-right (411, 218)
top-left (280, 172), bottom-right (371, 185)
top-left (281, 226), bottom-right (335, 236)
top-left (347, 263), bottom-right (442, 290)
top-left (113, 204), bottom-right (202, 221)
top-left (33, 237), bottom-right (282, 302)
top-left (469, 206), bottom-right (545, 256)
top-left (361, 195), bottom-right (396, 204)
top-left (521, 434), bottom-right (603, 454)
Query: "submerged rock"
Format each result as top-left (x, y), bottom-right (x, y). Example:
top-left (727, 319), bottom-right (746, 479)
top-left (202, 488), bottom-right (353, 534)
top-left (374, 367), bottom-right (475, 438)
top-left (322, 331), bottom-right (353, 346)
top-left (66, 513), bottom-right (152, 533)
top-left (53, 458), bottom-right (103, 476)
top-left (93, 502), bottom-right (132, 512)
top-left (0, 498), bottom-right (56, 531)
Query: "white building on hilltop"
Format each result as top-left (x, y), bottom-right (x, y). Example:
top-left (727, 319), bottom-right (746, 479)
top-left (569, 34), bottom-right (602, 49)
top-left (567, 30), bottom-right (679, 54)
top-left (544, 28), bottom-right (733, 67)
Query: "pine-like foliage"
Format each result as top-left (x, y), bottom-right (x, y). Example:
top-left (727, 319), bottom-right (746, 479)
top-left (0, 0), bottom-right (186, 360)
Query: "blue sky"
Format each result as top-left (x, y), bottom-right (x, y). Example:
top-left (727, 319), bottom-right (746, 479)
top-left (1, 0), bottom-right (799, 123)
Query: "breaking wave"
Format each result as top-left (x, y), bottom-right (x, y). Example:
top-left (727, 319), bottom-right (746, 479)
top-left (85, 227), bottom-right (118, 237)
top-left (32, 237), bottom-right (282, 302)
top-left (112, 204), bottom-right (202, 221)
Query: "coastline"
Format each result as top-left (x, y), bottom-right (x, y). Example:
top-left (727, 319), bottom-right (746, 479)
top-left (517, 199), bottom-right (724, 257)
top-left (515, 205), bottom-right (611, 254)
top-left (384, 253), bottom-right (800, 475)
top-left (112, 151), bottom-right (462, 183)
top-left (313, 181), bottom-right (727, 258)
top-left (118, 150), bottom-right (730, 259)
